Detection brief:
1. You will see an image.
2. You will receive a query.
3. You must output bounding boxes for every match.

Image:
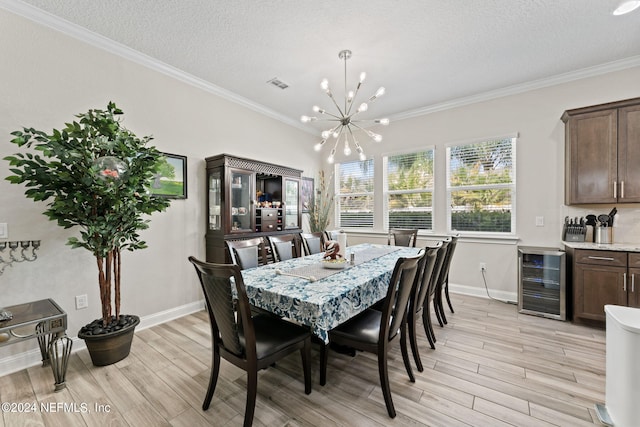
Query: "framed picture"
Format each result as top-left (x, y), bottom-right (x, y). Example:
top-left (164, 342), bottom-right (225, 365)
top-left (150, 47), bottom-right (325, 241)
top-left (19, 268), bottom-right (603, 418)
top-left (151, 153), bottom-right (187, 199)
top-left (301, 177), bottom-right (314, 213)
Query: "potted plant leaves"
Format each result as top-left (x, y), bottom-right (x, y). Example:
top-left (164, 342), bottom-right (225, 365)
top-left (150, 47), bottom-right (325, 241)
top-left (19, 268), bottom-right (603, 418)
top-left (4, 102), bottom-right (171, 365)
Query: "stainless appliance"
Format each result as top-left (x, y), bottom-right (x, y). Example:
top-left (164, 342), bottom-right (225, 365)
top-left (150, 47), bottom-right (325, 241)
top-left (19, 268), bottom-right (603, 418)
top-left (518, 246), bottom-right (566, 321)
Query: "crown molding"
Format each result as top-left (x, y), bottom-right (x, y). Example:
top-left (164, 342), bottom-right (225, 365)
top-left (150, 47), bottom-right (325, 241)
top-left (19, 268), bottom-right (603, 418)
top-left (392, 55), bottom-right (640, 122)
top-left (0, 0), bottom-right (312, 134)
top-left (3, 0), bottom-right (639, 131)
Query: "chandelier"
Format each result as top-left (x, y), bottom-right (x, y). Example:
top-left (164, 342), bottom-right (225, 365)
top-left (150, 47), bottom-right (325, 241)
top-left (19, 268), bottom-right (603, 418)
top-left (301, 50), bottom-right (389, 163)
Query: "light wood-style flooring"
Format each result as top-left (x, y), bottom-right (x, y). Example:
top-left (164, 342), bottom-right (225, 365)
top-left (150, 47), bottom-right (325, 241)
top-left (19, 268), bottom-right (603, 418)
top-left (0, 294), bottom-right (606, 426)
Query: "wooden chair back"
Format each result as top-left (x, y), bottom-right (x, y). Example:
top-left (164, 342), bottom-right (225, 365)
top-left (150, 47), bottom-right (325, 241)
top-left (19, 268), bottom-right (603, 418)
top-left (226, 238), bottom-right (267, 269)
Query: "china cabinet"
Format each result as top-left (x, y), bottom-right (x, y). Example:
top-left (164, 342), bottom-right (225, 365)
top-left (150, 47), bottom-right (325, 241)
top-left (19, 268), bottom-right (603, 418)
top-left (205, 154), bottom-right (303, 263)
top-left (562, 97), bottom-right (640, 204)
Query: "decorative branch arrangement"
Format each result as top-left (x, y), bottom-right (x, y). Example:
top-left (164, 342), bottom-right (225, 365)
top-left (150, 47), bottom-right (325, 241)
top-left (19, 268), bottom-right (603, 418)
top-left (307, 170), bottom-right (335, 233)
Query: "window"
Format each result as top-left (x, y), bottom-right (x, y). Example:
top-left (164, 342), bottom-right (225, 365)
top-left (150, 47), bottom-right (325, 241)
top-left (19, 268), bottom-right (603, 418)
top-left (336, 159), bottom-right (374, 228)
top-left (446, 136), bottom-right (516, 234)
top-left (383, 149), bottom-right (434, 230)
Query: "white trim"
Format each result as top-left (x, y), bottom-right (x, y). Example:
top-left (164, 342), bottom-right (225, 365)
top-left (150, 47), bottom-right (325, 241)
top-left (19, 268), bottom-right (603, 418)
top-left (342, 229), bottom-right (520, 245)
top-left (449, 284), bottom-right (517, 304)
top-left (0, 299), bottom-right (205, 378)
top-left (392, 56), bottom-right (640, 122)
top-left (3, 1), bottom-right (639, 135)
top-left (446, 136), bottom-right (517, 236)
top-left (382, 148), bottom-right (436, 231)
top-left (0, 0), bottom-right (311, 135)
top-left (445, 132), bottom-right (520, 149)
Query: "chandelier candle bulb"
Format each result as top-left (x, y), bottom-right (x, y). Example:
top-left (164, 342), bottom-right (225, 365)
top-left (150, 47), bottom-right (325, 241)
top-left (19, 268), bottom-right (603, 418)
top-left (343, 139), bottom-right (351, 155)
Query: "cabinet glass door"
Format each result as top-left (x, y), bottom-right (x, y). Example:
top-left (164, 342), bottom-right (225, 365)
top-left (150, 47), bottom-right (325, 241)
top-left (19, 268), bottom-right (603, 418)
top-left (284, 178), bottom-right (300, 229)
top-left (229, 169), bottom-right (253, 233)
top-left (518, 247), bottom-right (566, 320)
top-left (208, 170), bottom-right (221, 230)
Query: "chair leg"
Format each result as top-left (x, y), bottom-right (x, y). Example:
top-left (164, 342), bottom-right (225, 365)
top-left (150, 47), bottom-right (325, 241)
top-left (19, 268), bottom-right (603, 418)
top-left (244, 369), bottom-right (258, 427)
top-left (434, 294), bottom-right (445, 327)
top-left (422, 302), bottom-right (436, 349)
top-left (377, 350), bottom-right (396, 418)
top-left (301, 338), bottom-right (312, 394)
top-left (400, 323), bottom-right (415, 382)
top-left (407, 312), bottom-right (424, 372)
top-left (203, 350), bottom-right (220, 410)
top-left (445, 280), bottom-right (455, 313)
top-left (437, 292), bottom-right (448, 325)
top-left (319, 343), bottom-right (328, 386)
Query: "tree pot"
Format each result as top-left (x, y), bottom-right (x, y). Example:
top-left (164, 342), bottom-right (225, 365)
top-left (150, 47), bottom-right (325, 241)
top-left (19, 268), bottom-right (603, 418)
top-left (78, 315), bottom-right (140, 366)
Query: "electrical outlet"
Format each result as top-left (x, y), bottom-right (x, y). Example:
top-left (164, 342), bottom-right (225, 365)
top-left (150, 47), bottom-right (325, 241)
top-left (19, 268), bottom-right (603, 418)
top-left (479, 262), bottom-right (487, 272)
top-left (75, 294), bottom-right (88, 310)
top-left (535, 216), bottom-right (544, 227)
top-left (0, 223), bottom-right (7, 239)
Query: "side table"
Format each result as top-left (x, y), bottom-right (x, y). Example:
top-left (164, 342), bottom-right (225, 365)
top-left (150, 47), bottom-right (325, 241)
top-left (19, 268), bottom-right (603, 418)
top-left (0, 299), bottom-right (72, 391)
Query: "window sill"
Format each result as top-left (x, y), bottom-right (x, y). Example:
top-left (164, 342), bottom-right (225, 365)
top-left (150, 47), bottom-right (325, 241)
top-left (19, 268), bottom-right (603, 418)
top-left (341, 229), bottom-right (520, 245)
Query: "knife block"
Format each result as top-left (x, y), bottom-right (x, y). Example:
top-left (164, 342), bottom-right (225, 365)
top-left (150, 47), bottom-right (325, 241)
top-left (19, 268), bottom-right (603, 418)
top-left (562, 223), bottom-right (586, 242)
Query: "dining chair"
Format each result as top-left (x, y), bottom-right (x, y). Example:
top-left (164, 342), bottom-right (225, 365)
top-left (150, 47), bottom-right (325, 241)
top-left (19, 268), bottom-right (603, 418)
top-left (300, 232), bottom-right (325, 255)
top-left (323, 229), bottom-right (347, 245)
top-left (424, 239), bottom-right (450, 336)
top-left (434, 234), bottom-right (458, 326)
top-left (226, 237), bottom-right (267, 270)
top-left (321, 250), bottom-right (425, 418)
top-left (387, 228), bottom-right (418, 247)
top-left (404, 243), bottom-right (441, 371)
top-left (267, 234), bottom-right (301, 262)
top-left (188, 257), bottom-right (312, 427)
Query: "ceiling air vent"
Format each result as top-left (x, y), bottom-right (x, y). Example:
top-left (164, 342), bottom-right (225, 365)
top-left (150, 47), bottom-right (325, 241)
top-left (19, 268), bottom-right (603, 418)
top-left (267, 77), bottom-right (289, 90)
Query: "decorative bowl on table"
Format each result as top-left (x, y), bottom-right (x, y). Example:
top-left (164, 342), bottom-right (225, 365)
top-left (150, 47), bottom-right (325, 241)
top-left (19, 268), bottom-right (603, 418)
top-left (321, 258), bottom-right (348, 269)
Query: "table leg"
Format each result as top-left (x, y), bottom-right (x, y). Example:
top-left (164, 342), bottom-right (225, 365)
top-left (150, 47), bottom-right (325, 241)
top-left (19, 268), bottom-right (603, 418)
top-left (48, 333), bottom-right (72, 392)
top-left (319, 343), bottom-right (328, 386)
top-left (35, 321), bottom-right (52, 367)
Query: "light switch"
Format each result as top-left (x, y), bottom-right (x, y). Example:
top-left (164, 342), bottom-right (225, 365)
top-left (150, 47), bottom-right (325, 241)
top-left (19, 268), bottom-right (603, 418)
top-left (0, 223), bottom-right (7, 238)
top-left (535, 216), bottom-right (544, 227)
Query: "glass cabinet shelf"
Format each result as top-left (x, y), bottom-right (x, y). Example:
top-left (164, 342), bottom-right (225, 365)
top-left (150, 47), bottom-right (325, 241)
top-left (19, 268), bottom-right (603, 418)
top-left (205, 154), bottom-right (303, 263)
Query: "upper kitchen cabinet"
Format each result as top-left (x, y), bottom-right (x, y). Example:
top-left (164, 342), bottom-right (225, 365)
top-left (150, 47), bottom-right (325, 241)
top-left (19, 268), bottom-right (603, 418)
top-left (562, 97), bottom-right (640, 205)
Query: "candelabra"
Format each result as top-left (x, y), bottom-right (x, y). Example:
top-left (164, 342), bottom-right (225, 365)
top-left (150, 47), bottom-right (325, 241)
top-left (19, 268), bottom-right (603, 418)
top-left (0, 240), bottom-right (41, 321)
top-left (0, 240), bottom-right (41, 275)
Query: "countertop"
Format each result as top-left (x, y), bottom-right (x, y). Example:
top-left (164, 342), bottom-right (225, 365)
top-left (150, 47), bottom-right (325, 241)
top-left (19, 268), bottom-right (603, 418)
top-left (563, 242), bottom-right (640, 252)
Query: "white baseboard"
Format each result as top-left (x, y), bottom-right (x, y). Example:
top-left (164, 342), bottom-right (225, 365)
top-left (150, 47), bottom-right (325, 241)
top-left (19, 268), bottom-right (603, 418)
top-left (449, 283), bottom-right (517, 304)
top-left (0, 299), bottom-right (205, 378)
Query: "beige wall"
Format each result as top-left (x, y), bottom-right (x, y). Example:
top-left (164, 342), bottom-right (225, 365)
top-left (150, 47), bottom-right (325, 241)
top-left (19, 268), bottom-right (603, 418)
top-left (1, 6), bottom-right (640, 373)
top-left (0, 9), bottom-right (318, 367)
top-left (332, 65), bottom-right (640, 299)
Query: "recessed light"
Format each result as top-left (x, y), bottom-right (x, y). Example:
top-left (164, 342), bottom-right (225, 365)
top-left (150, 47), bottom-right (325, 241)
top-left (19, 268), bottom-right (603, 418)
top-left (613, 0), bottom-right (640, 15)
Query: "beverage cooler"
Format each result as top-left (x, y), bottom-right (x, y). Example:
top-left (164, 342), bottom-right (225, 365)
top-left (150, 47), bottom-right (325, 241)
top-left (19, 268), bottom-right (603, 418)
top-left (518, 246), bottom-right (566, 321)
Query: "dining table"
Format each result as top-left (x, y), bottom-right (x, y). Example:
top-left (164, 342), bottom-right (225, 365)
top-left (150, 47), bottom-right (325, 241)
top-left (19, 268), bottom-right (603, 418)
top-left (240, 243), bottom-right (422, 384)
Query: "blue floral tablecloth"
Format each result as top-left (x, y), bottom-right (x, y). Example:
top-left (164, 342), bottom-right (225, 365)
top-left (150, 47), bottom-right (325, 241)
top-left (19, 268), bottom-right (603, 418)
top-left (241, 243), bottom-right (422, 343)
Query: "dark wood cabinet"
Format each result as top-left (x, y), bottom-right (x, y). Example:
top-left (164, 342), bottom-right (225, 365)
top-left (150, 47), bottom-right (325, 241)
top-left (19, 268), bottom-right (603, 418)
top-left (562, 98), bottom-right (640, 205)
top-left (206, 154), bottom-right (303, 263)
top-left (618, 104), bottom-right (640, 202)
top-left (569, 248), bottom-right (640, 324)
top-left (628, 253), bottom-right (640, 309)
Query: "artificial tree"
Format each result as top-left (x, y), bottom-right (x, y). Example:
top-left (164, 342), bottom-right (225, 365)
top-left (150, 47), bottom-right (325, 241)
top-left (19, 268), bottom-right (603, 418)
top-left (4, 102), bottom-right (170, 331)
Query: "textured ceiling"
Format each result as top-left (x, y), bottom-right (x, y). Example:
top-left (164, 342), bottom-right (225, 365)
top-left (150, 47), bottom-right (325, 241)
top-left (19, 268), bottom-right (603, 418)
top-left (6, 0), bottom-right (640, 132)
